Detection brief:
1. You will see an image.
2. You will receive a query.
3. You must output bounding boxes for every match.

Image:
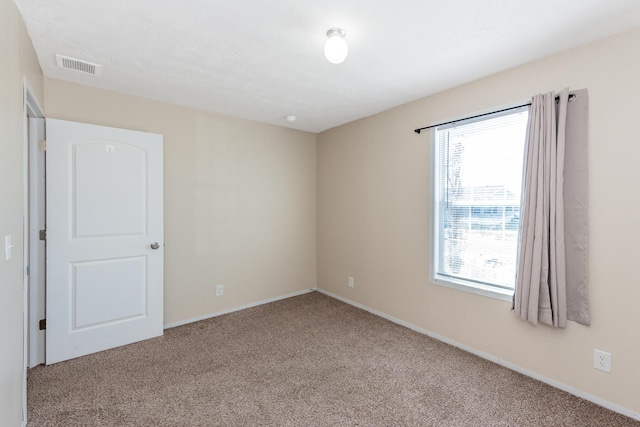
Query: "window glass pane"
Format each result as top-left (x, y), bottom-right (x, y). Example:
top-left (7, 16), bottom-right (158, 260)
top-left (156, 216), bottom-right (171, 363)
top-left (434, 108), bottom-right (528, 290)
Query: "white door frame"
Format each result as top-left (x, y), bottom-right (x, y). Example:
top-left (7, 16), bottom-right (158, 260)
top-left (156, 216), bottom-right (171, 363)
top-left (27, 115), bottom-right (45, 368)
top-left (23, 78), bottom-right (44, 427)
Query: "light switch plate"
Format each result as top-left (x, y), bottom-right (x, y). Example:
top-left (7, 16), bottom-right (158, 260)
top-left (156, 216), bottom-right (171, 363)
top-left (5, 235), bottom-right (13, 261)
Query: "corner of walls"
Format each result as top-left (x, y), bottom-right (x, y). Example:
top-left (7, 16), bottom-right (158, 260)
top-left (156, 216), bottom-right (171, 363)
top-left (42, 78), bottom-right (318, 327)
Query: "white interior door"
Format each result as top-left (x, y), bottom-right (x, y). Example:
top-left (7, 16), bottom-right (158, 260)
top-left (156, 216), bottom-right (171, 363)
top-left (45, 118), bottom-right (164, 364)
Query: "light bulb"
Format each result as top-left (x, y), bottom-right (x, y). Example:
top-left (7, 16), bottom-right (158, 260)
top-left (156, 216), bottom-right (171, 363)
top-left (324, 28), bottom-right (348, 64)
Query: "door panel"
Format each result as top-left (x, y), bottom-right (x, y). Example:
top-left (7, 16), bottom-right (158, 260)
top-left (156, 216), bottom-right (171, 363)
top-left (46, 118), bottom-right (163, 364)
top-left (74, 142), bottom-right (147, 237)
top-left (72, 256), bottom-right (147, 329)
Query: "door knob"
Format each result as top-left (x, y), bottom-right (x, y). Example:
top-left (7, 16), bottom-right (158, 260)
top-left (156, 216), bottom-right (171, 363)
top-left (150, 242), bottom-right (160, 250)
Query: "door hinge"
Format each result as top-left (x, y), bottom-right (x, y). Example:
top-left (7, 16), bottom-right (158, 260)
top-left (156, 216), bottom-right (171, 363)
top-left (26, 265), bottom-right (30, 276)
top-left (39, 319), bottom-right (46, 330)
top-left (39, 229), bottom-right (46, 241)
top-left (39, 139), bottom-right (46, 151)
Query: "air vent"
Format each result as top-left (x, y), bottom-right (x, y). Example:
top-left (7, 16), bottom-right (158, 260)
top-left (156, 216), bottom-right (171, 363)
top-left (55, 54), bottom-right (102, 76)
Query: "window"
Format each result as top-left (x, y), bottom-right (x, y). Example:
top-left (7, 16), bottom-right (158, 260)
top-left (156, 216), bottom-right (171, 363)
top-left (431, 107), bottom-right (528, 300)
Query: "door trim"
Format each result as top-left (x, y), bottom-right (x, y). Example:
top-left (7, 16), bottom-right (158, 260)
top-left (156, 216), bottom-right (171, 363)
top-left (23, 78), bottom-right (44, 426)
top-left (27, 117), bottom-right (45, 368)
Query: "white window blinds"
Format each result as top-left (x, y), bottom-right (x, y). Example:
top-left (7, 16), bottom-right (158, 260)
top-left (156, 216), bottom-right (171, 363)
top-left (433, 107), bottom-right (528, 290)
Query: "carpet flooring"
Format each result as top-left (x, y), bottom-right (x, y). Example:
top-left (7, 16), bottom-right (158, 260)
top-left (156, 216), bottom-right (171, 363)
top-left (28, 292), bottom-right (639, 426)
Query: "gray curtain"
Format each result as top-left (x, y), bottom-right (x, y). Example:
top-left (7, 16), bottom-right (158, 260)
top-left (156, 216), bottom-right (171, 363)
top-left (514, 89), bottom-right (590, 327)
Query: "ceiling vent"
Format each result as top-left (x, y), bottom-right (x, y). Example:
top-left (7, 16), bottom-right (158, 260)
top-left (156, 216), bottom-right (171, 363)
top-left (55, 54), bottom-right (102, 76)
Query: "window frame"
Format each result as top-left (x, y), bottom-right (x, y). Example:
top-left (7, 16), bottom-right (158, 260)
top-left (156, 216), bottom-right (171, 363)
top-left (428, 106), bottom-right (528, 302)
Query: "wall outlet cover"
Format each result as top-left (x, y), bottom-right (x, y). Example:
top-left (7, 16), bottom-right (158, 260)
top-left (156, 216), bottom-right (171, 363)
top-left (593, 349), bottom-right (611, 373)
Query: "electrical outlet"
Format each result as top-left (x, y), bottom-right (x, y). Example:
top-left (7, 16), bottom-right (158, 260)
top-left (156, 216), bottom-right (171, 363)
top-left (348, 276), bottom-right (354, 288)
top-left (593, 349), bottom-right (611, 373)
top-left (215, 284), bottom-right (224, 297)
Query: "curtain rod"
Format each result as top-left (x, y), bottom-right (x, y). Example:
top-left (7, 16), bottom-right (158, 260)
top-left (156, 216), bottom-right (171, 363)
top-left (414, 93), bottom-right (576, 134)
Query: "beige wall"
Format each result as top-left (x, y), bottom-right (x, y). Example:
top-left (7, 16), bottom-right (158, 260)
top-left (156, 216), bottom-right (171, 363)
top-left (0, 0), bottom-right (44, 425)
top-left (44, 78), bottom-right (317, 325)
top-left (318, 27), bottom-right (640, 415)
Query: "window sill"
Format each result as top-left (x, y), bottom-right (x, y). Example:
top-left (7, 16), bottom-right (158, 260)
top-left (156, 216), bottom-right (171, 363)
top-left (430, 276), bottom-right (514, 303)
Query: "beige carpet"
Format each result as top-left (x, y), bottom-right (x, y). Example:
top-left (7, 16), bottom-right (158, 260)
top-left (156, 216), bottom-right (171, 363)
top-left (28, 292), bottom-right (639, 426)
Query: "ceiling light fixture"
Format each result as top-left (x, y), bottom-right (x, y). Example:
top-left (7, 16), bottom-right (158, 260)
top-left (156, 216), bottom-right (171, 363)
top-left (284, 114), bottom-right (297, 123)
top-left (324, 28), bottom-right (348, 64)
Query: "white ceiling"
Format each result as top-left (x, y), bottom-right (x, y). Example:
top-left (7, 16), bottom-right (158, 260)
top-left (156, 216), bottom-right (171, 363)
top-left (14, 0), bottom-right (640, 133)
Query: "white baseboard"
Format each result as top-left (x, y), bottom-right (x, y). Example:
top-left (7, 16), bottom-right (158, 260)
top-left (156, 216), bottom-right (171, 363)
top-left (316, 288), bottom-right (640, 422)
top-left (164, 288), bottom-right (317, 329)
